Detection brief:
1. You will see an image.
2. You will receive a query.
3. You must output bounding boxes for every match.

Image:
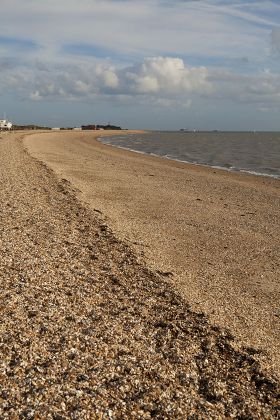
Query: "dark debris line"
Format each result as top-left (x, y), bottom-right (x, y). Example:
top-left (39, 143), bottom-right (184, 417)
top-left (0, 133), bottom-right (279, 418)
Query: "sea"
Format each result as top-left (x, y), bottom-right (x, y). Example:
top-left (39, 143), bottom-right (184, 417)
top-left (99, 131), bottom-right (280, 179)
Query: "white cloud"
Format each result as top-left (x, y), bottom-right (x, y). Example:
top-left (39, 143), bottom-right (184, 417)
top-left (96, 65), bottom-right (119, 89)
top-left (74, 80), bottom-right (90, 94)
top-left (0, 57), bottom-right (211, 106)
top-left (120, 57), bottom-right (211, 95)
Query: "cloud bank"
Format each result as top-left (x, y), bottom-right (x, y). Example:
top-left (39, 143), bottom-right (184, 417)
top-left (1, 57), bottom-right (211, 103)
top-left (1, 55), bottom-right (280, 112)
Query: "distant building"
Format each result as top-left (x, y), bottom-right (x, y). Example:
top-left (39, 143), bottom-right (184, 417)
top-left (73, 127), bottom-right (82, 131)
top-left (0, 119), bottom-right (12, 130)
top-left (81, 125), bottom-right (97, 130)
top-left (52, 127), bottom-right (61, 131)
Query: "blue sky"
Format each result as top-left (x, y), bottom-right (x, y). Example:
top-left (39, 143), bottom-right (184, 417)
top-left (1, 0), bottom-right (280, 130)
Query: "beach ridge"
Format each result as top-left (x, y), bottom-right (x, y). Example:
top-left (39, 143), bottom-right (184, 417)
top-left (0, 131), bottom-right (279, 417)
top-left (25, 130), bottom-right (280, 376)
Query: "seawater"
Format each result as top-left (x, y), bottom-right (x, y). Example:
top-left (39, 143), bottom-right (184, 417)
top-left (99, 131), bottom-right (280, 179)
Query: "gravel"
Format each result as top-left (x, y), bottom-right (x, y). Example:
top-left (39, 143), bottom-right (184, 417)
top-left (0, 131), bottom-right (279, 418)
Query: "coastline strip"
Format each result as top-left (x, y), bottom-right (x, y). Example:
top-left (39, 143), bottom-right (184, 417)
top-left (24, 130), bottom-right (280, 381)
top-left (0, 130), bottom-right (279, 416)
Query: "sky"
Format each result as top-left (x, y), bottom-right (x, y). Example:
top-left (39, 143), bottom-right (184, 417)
top-left (1, 0), bottom-right (280, 130)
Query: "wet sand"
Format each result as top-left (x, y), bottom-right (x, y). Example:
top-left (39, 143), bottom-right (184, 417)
top-left (0, 130), bottom-right (279, 417)
top-left (25, 130), bottom-right (280, 379)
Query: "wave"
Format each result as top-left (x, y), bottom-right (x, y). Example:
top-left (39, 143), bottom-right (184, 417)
top-left (98, 136), bottom-right (280, 180)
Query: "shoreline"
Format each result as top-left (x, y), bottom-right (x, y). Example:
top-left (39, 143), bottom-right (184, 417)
top-left (25, 130), bottom-right (280, 380)
top-left (98, 133), bottom-right (280, 181)
top-left (0, 130), bottom-right (279, 416)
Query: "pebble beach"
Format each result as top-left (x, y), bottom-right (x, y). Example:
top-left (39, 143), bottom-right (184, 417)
top-left (0, 130), bottom-right (279, 418)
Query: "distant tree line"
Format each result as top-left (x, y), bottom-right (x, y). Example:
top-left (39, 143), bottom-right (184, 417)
top-left (81, 124), bottom-right (122, 130)
top-left (12, 123), bottom-right (122, 131)
top-left (12, 125), bottom-right (51, 130)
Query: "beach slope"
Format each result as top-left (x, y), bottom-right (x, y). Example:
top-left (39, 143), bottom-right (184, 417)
top-left (25, 130), bottom-right (280, 378)
top-left (0, 131), bottom-right (279, 417)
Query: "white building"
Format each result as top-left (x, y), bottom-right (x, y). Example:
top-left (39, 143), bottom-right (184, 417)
top-left (0, 119), bottom-right (12, 130)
